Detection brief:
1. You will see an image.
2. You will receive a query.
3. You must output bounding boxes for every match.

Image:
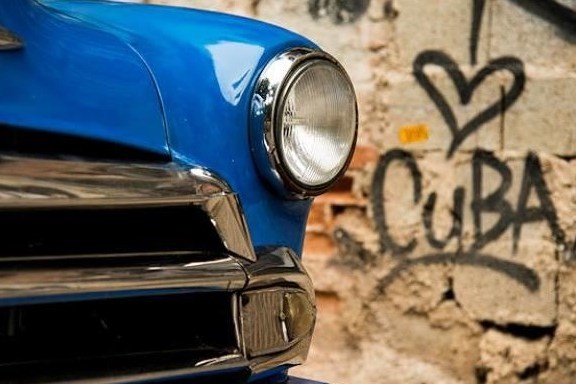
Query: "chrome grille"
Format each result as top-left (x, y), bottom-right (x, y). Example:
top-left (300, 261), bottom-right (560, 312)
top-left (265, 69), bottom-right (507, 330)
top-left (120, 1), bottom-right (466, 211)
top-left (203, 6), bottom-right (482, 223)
top-left (0, 204), bottom-right (224, 258)
top-left (0, 156), bottom-right (253, 382)
top-left (0, 156), bottom-right (255, 262)
top-left (0, 292), bottom-right (242, 383)
top-left (0, 156), bottom-right (316, 382)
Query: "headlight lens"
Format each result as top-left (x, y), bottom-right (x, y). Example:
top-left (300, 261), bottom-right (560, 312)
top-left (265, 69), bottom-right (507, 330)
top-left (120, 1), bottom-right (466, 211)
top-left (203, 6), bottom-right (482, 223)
top-left (251, 48), bottom-right (358, 198)
top-left (278, 60), bottom-right (357, 187)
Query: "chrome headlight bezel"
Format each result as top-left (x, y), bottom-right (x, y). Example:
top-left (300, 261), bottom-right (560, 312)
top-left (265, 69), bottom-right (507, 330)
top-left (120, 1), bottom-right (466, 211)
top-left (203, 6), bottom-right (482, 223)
top-left (250, 48), bottom-right (358, 199)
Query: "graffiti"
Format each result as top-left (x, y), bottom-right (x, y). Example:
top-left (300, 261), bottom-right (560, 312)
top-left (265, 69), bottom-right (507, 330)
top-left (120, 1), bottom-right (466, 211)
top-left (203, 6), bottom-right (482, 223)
top-left (376, 252), bottom-right (540, 293)
top-left (372, 149), bottom-right (421, 256)
top-left (474, 151), bottom-right (567, 252)
top-left (470, 0), bottom-right (487, 65)
top-left (469, 0), bottom-right (576, 63)
top-left (468, 0), bottom-right (576, 64)
top-left (308, 0), bottom-right (576, 41)
top-left (369, 148), bottom-right (567, 291)
top-left (325, 0), bottom-right (574, 296)
top-left (355, 0), bottom-right (563, 291)
top-left (308, 0), bottom-right (370, 24)
top-left (345, 0), bottom-right (571, 289)
top-left (383, 0), bottom-right (398, 20)
top-left (413, 51), bottom-right (525, 158)
top-left (507, 0), bottom-right (576, 37)
top-left (423, 187), bottom-right (464, 250)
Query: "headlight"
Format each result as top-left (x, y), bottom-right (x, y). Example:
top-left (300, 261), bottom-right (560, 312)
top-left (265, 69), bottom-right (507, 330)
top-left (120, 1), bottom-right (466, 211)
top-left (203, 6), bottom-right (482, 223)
top-left (250, 48), bottom-right (358, 198)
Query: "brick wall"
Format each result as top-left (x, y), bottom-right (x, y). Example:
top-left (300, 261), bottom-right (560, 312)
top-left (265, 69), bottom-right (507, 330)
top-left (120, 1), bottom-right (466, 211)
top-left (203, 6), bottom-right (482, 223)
top-left (144, 1), bottom-right (576, 382)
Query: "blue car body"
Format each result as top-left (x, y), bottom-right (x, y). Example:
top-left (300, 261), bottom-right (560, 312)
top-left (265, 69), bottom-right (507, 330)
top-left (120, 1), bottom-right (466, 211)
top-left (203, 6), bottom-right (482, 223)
top-left (0, 0), bottom-right (315, 254)
top-left (0, 1), bottom-right (337, 383)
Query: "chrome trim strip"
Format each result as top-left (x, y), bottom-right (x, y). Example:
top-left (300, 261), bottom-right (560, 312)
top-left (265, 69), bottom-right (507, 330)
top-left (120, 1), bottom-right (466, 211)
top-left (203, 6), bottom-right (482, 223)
top-left (0, 27), bottom-right (23, 50)
top-left (195, 353), bottom-right (245, 367)
top-left (0, 156), bottom-right (256, 261)
top-left (243, 247), bottom-right (316, 373)
top-left (204, 193), bottom-right (255, 262)
top-left (245, 247), bottom-right (315, 299)
top-left (63, 356), bottom-right (249, 384)
top-left (0, 255), bottom-right (246, 302)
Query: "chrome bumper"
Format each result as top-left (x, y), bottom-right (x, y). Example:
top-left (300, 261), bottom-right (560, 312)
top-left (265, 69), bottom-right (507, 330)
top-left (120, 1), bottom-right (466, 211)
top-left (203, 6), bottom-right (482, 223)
top-left (0, 156), bottom-right (316, 383)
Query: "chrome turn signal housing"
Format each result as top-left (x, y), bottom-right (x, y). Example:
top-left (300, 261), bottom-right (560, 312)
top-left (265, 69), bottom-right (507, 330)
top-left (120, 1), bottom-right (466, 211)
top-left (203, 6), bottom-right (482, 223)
top-left (250, 48), bottom-right (358, 198)
top-left (240, 288), bottom-right (315, 358)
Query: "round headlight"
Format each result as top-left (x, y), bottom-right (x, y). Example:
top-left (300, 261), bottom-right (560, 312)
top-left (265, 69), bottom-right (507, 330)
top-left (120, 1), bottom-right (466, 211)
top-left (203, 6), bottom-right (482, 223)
top-left (250, 48), bottom-right (358, 198)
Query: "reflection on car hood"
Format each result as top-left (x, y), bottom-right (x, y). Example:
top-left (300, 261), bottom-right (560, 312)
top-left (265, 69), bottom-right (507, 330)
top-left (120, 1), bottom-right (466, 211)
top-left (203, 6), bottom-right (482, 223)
top-left (40, 0), bottom-right (319, 253)
top-left (0, 0), bottom-right (169, 156)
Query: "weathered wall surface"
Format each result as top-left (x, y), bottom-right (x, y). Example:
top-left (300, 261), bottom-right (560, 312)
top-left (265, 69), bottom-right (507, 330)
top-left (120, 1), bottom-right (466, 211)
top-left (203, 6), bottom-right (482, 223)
top-left (146, 1), bottom-right (576, 382)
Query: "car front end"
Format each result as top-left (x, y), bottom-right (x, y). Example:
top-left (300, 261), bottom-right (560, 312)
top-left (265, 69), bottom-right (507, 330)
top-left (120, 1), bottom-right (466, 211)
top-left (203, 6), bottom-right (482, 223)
top-left (0, 1), bottom-right (357, 382)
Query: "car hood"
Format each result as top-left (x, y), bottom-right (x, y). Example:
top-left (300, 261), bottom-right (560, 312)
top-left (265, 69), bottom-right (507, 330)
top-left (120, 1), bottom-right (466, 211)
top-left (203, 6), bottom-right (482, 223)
top-left (0, 0), bottom-right (170, 156)
top-left (34, 0), bottom-right (318, 253)
top-left (37, 0), bottom-right (316, 161)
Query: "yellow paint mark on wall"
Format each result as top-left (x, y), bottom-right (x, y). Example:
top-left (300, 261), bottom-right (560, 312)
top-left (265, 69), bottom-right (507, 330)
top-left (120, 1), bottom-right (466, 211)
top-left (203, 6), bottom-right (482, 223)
top-left (398, 124), bottom-right (429, 144)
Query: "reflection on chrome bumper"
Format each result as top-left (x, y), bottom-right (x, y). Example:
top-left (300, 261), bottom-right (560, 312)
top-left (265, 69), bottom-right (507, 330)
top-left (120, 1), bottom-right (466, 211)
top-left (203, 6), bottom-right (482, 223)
top-left (0, 254), bottom-right (247, 301)
top-left (0, 247), bottom-right (316, 383)
top-left (0, 156), bottom-right (316, 382)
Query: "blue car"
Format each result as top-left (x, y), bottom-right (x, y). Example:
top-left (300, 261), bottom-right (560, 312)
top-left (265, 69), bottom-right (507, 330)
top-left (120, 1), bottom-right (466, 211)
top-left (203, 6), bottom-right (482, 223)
top-left (0, 0), bottom-right (357, 382)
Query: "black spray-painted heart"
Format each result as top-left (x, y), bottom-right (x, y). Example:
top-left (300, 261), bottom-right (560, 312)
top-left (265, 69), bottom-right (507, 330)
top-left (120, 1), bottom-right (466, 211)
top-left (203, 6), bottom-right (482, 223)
top-left (413, 50), bottom-right (525, 158)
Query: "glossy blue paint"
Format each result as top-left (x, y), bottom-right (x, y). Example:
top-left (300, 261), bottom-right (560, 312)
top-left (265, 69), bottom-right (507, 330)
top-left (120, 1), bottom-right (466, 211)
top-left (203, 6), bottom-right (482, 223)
top-left (0, 0), bottom-right (169, 155)
top-left (37, 0), bottom-right (318, 254)
top-left (249, 367), bottom-right (289, 383)
top-left (248, 369), bottom-right (329, 384)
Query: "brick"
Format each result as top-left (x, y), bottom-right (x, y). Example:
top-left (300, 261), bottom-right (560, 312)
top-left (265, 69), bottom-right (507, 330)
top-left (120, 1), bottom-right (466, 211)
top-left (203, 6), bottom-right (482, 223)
top-left (383, 262), bottom-right (452, 314)
top-left (349, 145), bottom-right (379, 170)
top-left (394, 0), bottom-right (490, 68)
top-left (329, 174), bottom-right (354, 193)
top-left (303, 232), bottom-right (337, 260)
top-left (314, 190), bottom-right (367, 208)
top-left (315, 291), bottom-right (342, 313)
top-left (307, 200), bottom-right (328, 230)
